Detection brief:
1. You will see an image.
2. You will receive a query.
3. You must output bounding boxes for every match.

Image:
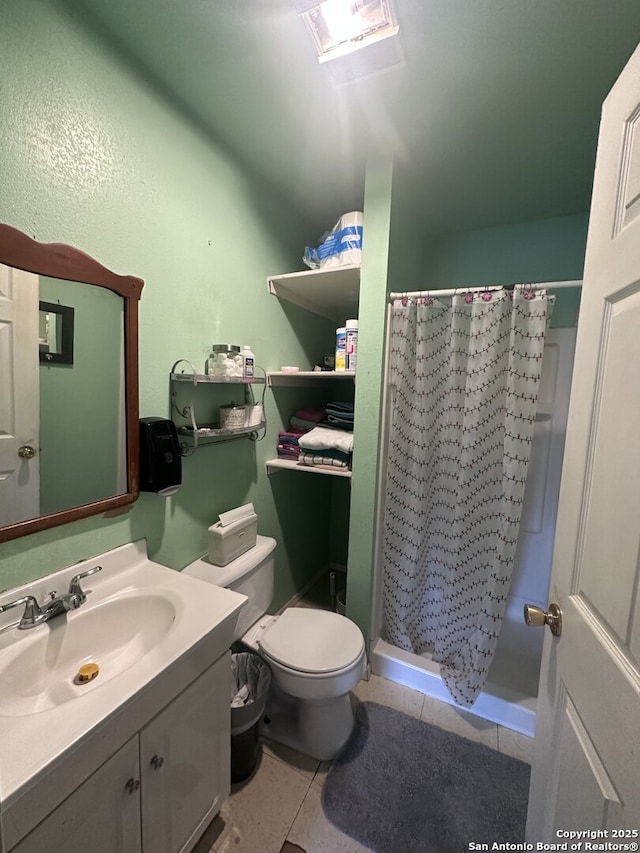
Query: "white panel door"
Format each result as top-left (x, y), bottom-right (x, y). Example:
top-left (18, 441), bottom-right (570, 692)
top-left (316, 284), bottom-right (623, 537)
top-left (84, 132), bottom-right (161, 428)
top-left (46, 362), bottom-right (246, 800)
top-left (527, 42), bottom-right (640, 836)
top-left (0, 263), bottom-right (39, 525)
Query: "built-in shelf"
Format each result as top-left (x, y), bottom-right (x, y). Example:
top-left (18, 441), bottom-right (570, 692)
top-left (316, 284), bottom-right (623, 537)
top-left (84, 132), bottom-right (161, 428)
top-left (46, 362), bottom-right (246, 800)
top-left (265, 267), bottom-right (357, 479)
top-left (267, 370), bottom-right (355, 387)
top-left (267, 265), bottom-right (360, 323)
top-left (265, 458), bottom-right (352, 478)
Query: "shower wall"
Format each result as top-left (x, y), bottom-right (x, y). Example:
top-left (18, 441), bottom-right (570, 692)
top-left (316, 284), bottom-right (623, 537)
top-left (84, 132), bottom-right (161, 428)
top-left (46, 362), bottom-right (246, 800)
top-left (371, 323), bottom-right (577, 735)
top-left (487, 326), bottom-right (577, 699)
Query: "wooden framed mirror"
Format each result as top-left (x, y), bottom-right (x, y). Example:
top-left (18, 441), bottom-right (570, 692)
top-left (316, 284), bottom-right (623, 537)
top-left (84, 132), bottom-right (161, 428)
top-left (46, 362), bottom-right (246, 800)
top-left (0, 224), bottom-right (144, 543)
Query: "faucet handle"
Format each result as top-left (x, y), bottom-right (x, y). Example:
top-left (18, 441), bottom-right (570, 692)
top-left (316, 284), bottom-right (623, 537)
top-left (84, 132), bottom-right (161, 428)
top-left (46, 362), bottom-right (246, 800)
top-left (68, 565), bottom-right (103, 602)
top-left (0, 595), bottom-right (46, 630)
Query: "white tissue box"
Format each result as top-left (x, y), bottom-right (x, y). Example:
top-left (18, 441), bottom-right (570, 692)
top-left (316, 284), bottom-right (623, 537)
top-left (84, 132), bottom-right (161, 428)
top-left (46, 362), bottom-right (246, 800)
top-left (208, 513), bottom-right (257, 566)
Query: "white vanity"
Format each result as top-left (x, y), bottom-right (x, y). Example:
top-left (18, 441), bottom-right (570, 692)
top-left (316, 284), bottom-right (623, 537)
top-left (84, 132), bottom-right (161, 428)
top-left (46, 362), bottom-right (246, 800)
top-left (0, 540), bottom-right (246, 853)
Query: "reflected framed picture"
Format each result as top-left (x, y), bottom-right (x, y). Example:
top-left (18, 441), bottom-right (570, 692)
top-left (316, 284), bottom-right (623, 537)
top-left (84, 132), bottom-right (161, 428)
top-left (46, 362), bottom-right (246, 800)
top-left (39, 301), bottom-right (74, 365)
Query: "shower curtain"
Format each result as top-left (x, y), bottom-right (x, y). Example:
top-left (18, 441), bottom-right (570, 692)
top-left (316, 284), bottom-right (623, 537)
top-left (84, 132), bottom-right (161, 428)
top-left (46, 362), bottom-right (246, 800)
top-left (382, 286), bottom-right (553, 706)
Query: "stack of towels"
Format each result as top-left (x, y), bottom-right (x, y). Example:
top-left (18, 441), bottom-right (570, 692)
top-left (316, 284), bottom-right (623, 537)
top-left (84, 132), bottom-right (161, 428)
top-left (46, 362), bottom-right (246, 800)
top-left (277, 403), bottom-right (354, 470)
top-left (299, 425), bottom-right (353, 469)
top-left (324, 401), bottom-right (354, 431)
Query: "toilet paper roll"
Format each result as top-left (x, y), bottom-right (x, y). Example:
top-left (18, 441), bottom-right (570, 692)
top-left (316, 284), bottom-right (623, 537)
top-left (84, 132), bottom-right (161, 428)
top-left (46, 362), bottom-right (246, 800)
top-left (244, 404), bottom-right (264, 428)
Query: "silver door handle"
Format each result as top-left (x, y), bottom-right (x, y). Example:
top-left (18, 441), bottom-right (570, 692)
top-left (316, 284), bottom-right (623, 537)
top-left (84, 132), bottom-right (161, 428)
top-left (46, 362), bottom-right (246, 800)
top-left (524, 602), bottom-right (562, 637)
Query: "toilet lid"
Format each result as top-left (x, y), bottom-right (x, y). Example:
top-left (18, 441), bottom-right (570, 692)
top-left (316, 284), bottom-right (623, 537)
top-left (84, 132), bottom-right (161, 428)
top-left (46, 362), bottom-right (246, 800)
top-left (260, 608), bottom-right (364, 674)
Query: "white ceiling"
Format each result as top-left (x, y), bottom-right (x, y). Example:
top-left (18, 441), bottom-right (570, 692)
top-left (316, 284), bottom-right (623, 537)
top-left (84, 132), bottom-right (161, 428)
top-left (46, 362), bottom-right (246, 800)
top-left (70, 0), bottom-right (640, 235)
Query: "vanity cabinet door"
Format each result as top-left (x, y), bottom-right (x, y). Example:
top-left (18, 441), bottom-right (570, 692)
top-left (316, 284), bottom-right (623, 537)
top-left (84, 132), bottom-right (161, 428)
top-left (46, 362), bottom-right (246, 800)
top-left (10, 737), bottom-right (141, 853)
top-left (140, 654), bottom-right (231, 853)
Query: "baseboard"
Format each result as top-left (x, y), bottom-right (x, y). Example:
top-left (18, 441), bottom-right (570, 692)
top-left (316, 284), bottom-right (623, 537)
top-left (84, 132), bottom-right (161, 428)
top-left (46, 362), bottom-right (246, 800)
top-left (277, 563), bottom-right (331, 613)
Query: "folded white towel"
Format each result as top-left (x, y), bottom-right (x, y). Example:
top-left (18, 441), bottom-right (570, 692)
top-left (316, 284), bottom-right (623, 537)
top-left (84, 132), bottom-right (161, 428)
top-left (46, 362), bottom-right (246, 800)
top-left (298, 426), bottom-right (354, 454)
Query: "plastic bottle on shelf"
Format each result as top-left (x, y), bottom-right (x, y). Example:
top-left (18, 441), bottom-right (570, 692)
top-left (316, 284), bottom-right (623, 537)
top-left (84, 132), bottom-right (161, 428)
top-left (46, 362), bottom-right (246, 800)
top-left (345, 319), bottom-right (358, 372)
top-left (335, 327), bottom-right (346, 372)
top-left (242, 345), bottom-right (255, 378)
top-left (244, 401), bottom-right (264, 428)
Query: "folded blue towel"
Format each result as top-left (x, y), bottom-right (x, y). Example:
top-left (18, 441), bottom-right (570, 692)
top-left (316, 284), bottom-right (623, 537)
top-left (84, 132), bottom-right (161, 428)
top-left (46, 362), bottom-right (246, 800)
top-left (326, 401), bottom-right (354, 414)
top-left (325, 415), bottom-right (354, 431)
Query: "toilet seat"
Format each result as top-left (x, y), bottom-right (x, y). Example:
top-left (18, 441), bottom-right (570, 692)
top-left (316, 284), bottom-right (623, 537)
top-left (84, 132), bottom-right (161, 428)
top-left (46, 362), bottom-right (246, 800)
top-left (259, 607), bottom-right (364, 674)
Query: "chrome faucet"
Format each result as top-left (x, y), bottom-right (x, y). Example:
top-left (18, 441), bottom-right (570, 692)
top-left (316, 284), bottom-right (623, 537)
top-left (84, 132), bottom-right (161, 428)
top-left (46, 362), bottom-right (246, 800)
top-left (67, 565), bottom-right (103, 607)
top-left (0, 566), bottom-right (103, 630)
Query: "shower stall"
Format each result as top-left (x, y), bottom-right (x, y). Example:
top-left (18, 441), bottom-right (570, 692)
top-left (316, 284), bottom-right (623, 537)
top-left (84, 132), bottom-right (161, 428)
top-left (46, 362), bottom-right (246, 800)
top-left (369, 282), bottom-right (579, 737)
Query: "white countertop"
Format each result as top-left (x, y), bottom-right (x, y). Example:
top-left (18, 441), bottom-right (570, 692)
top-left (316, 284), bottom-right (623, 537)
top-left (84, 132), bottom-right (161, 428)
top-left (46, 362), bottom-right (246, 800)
top-left (0, 540), bottom-right (245, 845)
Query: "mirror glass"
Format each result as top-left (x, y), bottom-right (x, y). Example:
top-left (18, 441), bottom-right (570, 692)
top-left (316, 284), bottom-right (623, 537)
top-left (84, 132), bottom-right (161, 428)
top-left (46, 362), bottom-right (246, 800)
top-left (38, 281), bottom-right (124, 517)
top-left (0, 225), bottom-right (143, 542)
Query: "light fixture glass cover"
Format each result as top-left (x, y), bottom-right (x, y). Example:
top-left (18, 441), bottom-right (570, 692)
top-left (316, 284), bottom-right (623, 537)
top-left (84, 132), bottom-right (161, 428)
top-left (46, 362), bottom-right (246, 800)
top-left (299, 0), bottom-right (399, 63)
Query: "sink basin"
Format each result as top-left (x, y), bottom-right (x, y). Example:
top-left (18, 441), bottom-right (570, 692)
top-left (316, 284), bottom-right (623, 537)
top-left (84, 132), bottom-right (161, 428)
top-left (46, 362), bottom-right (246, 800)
top-left (0, 591), bottom-right (178, 716)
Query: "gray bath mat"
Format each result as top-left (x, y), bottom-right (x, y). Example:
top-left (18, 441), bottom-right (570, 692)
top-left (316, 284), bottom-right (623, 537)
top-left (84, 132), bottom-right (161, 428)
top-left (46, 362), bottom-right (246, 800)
top-left (322, 701), bottom-right (530, 852)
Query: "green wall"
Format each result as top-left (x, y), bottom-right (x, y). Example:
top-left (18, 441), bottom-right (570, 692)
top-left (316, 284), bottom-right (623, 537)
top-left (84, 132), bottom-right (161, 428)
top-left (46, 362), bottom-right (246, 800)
top-left (0, 0), bottom-right (333, 609)
top-left (423, 212), bottom-right (587, 327)
top-left (346, 153), bottom-right (395, 639)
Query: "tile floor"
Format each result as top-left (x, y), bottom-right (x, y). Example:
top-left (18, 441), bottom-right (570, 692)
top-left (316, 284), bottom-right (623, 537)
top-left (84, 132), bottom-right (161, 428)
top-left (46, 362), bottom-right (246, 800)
top-left (194, 572), bottom-right (533, 852)
top-left (192, 672), bottom-right (534, 853)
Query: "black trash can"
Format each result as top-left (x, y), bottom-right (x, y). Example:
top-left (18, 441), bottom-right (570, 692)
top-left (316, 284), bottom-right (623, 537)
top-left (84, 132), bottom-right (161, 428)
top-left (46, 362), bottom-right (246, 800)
top-left (230, 652), bottom-right (271, 783)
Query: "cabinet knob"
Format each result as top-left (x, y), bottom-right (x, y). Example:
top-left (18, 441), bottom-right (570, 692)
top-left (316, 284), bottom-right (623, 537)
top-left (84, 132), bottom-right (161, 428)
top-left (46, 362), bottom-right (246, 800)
top-left (150, 754), bottom-right (165, 770)
top-left (125, 777), bottom-right (141, 794)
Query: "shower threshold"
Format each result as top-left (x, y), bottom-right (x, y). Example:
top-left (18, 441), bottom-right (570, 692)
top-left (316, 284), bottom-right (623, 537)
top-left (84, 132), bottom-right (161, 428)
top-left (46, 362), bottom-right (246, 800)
top-left (370, 638), bottom-right (537, 737)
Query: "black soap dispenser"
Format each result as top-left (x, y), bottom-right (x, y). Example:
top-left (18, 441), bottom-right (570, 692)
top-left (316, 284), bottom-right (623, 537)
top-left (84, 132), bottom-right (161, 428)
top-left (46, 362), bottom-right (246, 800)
top-left (139, 417), bottom-right (182, 496)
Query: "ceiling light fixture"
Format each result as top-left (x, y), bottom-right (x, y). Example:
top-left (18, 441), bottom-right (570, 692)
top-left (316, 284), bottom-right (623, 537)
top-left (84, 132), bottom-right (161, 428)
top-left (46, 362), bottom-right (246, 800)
top-left (297, 0), bottom-right (399, 64)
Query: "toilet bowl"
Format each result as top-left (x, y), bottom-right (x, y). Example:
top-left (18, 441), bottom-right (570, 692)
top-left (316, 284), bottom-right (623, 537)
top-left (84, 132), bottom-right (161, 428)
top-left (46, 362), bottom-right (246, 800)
top-left (183, 536), bottom-right (366, 760)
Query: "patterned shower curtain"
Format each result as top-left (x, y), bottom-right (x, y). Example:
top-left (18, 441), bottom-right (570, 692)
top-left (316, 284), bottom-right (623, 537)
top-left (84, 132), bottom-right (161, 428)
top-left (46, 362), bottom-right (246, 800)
top-left (382, 286), bottom-right (553, 706)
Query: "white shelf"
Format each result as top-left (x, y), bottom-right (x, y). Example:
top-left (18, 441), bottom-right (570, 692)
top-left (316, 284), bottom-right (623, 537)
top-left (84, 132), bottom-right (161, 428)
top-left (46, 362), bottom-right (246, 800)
top-left (267, 370), bottom-right (355, 387)
top-left (267, 265), bottom-right (360, 323)
top-left (265, 458), bottom-right (352, 478)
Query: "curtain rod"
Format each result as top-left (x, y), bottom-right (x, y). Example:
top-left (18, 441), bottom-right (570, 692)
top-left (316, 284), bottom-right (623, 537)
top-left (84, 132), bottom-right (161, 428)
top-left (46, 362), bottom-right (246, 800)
top-left (389, 279), bottom-right (582, 301)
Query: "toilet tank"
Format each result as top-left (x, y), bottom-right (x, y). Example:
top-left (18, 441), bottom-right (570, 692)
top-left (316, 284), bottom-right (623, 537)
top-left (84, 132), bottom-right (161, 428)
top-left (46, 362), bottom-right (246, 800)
top-left (182, 535), bottom-right (276, 639)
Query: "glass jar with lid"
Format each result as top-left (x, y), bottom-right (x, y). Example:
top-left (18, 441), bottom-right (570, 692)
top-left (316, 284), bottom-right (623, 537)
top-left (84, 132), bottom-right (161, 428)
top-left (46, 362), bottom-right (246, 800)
top-left (207, 344), bottom-right (243, 378)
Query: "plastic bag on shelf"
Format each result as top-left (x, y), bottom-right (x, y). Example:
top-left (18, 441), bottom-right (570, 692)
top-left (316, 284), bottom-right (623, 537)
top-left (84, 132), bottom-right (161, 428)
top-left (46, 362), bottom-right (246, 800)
top-left (303, 211), bottom-right (363, 270)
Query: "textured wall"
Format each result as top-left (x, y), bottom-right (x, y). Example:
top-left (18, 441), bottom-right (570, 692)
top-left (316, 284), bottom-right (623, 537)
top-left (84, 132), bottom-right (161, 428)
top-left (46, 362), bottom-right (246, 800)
top-left (0, 0), bottom-right (335, 610)
top-left (422, 212), bottom-right (588, 327)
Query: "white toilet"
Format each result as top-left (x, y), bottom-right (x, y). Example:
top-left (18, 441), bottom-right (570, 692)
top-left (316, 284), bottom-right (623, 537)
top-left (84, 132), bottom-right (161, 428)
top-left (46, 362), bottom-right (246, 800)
top-left (183, 535), bottom-right (366, 761)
